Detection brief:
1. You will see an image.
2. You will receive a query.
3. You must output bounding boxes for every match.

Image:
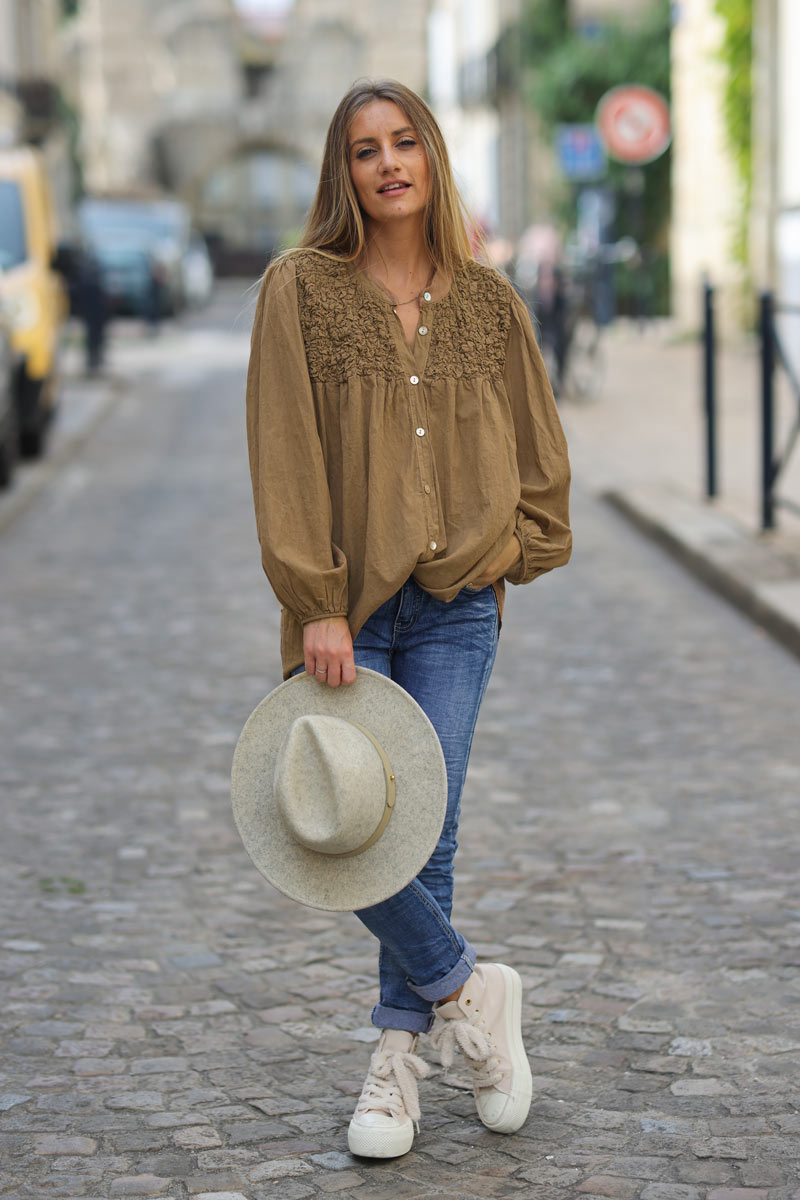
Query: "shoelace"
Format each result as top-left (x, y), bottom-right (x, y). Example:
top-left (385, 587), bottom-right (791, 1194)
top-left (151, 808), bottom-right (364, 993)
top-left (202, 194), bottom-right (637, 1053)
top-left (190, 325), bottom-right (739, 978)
top-left (430, 1015), bottom-right (504, 1090)
top-left (355, 1046), bottom-right (430, 1122)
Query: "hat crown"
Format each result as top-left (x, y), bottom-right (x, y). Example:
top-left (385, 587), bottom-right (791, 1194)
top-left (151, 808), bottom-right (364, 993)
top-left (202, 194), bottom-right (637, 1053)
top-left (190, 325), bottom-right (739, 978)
top-left (274, 714), bottom-right (388, 855)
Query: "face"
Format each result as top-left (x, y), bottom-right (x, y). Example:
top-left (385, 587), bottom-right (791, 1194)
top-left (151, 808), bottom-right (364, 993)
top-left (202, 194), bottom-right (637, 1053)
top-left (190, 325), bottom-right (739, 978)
top-left (348, 99), bottom-right (430, 228)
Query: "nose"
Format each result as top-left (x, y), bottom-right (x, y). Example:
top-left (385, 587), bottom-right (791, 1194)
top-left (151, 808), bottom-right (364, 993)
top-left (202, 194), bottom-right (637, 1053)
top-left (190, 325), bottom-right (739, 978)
top-left (378, 140), bottom-right (400, 172)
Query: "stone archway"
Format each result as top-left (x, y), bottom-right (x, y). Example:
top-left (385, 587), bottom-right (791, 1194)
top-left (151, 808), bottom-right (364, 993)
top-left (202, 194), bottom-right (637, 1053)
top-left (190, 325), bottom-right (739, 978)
top-left (192, 142), bottom-right (318, 272)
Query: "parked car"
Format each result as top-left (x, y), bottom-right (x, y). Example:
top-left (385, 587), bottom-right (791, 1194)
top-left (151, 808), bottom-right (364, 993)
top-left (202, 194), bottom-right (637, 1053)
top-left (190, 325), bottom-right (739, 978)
top-left (0, 145), bottom-right (67, 457)
top-left (78, 195), bottom-right (191, 316)
top-left (0, 302), bottom-right (18, 487)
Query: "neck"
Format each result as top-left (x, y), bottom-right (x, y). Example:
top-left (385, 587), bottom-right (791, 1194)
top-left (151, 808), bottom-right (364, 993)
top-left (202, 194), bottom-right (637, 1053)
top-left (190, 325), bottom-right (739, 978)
top-left (362, 217), bottom-right (431, 287)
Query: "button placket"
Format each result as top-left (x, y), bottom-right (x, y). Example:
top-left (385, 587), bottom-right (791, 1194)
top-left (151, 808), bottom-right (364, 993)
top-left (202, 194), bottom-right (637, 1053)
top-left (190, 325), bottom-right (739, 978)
top-left (408, 377), bottom-right (440, 556)
top-left (396, 295), bottom-right (438, 555)
top-left (417, 401), bottom-right (442, 557)
top-left (410, 298), bottom-right (432, 377)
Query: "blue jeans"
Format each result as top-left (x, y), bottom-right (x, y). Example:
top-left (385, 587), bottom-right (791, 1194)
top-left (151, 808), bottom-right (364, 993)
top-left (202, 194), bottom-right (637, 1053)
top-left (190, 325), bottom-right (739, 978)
top-left (351, 577), bottom-right (499, 1033)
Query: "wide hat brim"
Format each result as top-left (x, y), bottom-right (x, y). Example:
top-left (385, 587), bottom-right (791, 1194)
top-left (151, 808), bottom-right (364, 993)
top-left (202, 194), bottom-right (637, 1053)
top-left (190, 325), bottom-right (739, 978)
top-left (231, 667), bottom-right (448, 911)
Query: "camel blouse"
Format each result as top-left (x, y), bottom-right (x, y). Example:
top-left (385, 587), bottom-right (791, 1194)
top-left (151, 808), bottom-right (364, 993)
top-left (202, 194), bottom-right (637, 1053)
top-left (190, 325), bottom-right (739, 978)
top-left (246, 250), bottom-right (572, 677)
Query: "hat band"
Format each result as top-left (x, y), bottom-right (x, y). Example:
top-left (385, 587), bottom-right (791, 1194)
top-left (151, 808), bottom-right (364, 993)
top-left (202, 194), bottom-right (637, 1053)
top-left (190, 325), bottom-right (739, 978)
top-left (319, 721), bottom-right (396, 858)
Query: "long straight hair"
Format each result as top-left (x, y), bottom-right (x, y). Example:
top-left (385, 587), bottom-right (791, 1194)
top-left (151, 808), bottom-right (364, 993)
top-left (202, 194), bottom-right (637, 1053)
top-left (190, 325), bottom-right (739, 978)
top-left (297, 79), bottom-right (476, 278)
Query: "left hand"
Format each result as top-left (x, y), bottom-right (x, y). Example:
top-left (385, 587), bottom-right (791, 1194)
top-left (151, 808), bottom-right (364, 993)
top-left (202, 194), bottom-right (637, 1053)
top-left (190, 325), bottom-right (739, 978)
top-left (470, 534), bottom-right (522, 589)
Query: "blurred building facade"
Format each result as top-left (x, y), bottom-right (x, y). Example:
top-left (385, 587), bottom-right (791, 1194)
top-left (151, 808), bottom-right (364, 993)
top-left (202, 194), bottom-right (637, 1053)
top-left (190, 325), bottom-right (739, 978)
top-left (59, 0), bottom-right (243, 197)
top-left (670, 0), bottom-right (743, 329)
top-left (429, 0), bottom-right (538, 243)
top-left (57, 0), bottom-right (431, 263)
top-left (751, 0), bottom-right (800, 314)
top-left (0, 0), bottom-right (61, 144)
top-left (224, 0), bottom-right (430, 257)
top-left (672, 0), bottom-right (800, 333)
top-left (0, 0), bottom-right (72, 220)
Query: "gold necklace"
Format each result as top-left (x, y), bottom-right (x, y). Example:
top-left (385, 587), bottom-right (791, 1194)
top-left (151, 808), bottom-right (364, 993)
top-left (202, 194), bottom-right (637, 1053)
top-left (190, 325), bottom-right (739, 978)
top-left (370, 266), bottom-right (436, 309)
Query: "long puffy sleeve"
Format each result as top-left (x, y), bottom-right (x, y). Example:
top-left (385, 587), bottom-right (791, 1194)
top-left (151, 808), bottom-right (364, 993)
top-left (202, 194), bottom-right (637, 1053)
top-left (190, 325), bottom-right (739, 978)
top-left (502, 290), bottom-right (572, 585)
top-left (245, 256), bottom-right (349, 623)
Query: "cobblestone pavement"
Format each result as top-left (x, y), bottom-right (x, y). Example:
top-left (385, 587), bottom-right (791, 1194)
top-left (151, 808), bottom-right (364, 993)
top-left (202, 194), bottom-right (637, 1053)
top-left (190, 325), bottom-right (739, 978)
top-left (2, 288), bottom-right (800, 1200)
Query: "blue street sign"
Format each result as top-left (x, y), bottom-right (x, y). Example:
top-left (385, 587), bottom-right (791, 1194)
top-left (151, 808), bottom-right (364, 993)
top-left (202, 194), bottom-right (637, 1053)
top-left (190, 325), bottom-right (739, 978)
top-left (555, 124), bottom-right (607, 182)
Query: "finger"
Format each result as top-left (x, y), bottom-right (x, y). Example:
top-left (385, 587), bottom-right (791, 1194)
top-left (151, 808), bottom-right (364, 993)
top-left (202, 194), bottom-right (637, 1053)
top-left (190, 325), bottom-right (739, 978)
top-left (303, 640), bottom-right (318, 676)
top-left (326, 660), bottom-right (342, 688)
top-left (313, 661), bottom-right (329, 682)
top-left (341, 657), bottom-right (356, 685)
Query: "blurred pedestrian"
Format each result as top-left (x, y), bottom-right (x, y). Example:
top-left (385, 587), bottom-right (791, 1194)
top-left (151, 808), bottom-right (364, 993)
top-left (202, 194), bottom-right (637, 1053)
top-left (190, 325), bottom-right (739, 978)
top-left (145, 254), bottom-right (166, 333)
top-left (515, 222), bottom-right (567, 394)
top-left (245, 79), bottom-right (571, 1159)
top-left (53, 242), bottom-right (108, 374)
top-left (75, 248), bottom-right (108, 374)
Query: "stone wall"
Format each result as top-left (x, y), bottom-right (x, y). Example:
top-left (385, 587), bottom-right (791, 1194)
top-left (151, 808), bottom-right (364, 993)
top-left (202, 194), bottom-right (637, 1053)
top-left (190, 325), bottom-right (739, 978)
top-left (59, 0), bottom-right (242, 196)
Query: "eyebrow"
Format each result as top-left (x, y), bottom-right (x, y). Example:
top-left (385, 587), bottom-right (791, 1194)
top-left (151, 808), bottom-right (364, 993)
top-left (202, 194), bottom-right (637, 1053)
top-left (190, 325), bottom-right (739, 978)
top-left (350, 127), bottom-right (415, 147)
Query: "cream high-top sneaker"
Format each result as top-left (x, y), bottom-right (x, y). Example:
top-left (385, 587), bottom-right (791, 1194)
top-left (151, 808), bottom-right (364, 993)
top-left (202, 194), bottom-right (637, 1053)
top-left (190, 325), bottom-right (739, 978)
top-left (347, 1028), bottom-right (429, 1158)
top-left (431, 963), bottom-right (532, 1133)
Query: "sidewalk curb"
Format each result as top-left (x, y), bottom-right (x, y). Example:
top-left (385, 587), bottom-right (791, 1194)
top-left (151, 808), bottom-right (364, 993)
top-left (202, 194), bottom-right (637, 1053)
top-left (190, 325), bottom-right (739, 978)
top-left (0, 373), bottom-right (126, 536)
top-left (605, 487), bottom-right (800, 662)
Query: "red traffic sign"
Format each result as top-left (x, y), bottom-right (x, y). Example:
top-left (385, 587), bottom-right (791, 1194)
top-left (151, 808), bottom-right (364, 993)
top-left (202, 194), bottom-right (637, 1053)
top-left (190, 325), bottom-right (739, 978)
top-left (595, 85), bottom-right (671, 165)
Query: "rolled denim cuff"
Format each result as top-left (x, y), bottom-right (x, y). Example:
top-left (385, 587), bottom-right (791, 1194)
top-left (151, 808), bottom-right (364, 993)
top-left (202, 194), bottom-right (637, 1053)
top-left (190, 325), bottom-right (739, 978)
top-left (407, 942), bottom-right (476, 1003)
top-left (371, 1003), bottom-right (435, 1035)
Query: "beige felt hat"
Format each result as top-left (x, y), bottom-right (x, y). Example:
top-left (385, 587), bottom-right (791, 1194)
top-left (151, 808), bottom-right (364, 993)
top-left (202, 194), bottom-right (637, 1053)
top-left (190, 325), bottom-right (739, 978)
top-left (230, 667), bottom-right (448, 911)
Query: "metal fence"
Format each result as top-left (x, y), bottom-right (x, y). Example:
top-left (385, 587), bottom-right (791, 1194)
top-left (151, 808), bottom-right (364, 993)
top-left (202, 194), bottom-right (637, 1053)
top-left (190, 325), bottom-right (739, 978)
top-left (702, 284), bottom-right (800, 531)
top-left (759, 292), bottom-right (800, 530)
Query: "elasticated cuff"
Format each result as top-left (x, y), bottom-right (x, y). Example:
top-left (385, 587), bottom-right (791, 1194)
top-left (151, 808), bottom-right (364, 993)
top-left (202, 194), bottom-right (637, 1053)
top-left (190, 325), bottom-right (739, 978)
top-left (299, 609), bottom-right (349, 626)
top-left (504, 527), bottom-right (528, 585)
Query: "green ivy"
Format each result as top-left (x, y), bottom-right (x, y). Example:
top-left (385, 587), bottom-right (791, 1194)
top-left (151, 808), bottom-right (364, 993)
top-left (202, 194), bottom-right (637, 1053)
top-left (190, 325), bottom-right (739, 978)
top-left (713, 0), bottom-right (753, 264)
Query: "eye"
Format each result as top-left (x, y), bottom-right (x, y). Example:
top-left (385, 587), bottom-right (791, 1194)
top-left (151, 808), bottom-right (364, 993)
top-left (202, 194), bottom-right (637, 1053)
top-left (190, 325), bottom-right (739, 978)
top-left (355, 146), bottom-right (375, 160)
top-left (398, 137), bottom-right (417, 149)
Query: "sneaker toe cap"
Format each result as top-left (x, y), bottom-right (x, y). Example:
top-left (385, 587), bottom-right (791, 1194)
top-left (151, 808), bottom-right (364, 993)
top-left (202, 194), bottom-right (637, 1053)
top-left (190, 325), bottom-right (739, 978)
top-left (353, 1111), bottom-right (403, 1130)
top-left (475, 1086), bottom-right (530, 1133)
top-left (348, 1112), bottom-right (414, 1158)
top-left (476, 1089), bottom-right (510, 1126)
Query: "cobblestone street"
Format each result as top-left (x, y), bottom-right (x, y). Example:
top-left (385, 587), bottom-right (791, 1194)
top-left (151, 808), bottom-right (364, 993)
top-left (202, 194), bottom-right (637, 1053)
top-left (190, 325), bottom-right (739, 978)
top-left (2, 288), bottom-right (800, 1200)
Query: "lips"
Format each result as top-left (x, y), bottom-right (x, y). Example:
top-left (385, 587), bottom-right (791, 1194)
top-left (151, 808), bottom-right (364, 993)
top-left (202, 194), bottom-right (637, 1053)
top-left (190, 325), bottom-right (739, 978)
top-left (378, 181), bottom-right (411, 194)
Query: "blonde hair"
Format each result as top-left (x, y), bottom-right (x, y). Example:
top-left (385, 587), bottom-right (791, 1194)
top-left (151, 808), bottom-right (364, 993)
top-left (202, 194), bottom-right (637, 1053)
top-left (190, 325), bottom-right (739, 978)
top-left (296, 79), bottom-right (476, 278)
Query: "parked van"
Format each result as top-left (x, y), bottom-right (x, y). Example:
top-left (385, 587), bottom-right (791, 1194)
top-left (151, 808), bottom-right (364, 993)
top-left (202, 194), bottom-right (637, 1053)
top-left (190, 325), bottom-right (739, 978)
top-left (0, 146), bottom-right (67, 456)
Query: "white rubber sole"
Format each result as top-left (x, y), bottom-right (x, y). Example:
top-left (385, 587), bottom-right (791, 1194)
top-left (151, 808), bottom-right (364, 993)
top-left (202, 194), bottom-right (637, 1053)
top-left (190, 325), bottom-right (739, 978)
top-left (347, 1115), bottom-right (414, 1158)
top-left (475, 963), bottom-right (532, 1134)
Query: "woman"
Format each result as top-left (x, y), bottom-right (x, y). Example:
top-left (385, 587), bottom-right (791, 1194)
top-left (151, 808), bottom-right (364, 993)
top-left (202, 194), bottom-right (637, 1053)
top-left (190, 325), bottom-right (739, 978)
top-left (246, 79), bottom-right (571, 1159)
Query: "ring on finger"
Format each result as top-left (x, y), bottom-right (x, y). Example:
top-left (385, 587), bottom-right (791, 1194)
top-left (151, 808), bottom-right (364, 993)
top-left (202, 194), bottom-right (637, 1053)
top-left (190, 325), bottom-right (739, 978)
top-left (315, 667), bottom-right (328, 676)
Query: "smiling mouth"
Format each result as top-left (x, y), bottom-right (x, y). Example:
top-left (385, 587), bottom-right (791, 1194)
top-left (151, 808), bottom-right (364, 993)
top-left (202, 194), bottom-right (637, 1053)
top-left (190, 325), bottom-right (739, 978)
top-left (378, 182), bottom-right (411, 194)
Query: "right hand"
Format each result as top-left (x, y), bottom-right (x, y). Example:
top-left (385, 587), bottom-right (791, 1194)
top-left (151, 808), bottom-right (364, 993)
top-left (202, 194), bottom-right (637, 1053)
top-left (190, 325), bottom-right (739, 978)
top-left (303, 616), bottom-right (356, 687)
